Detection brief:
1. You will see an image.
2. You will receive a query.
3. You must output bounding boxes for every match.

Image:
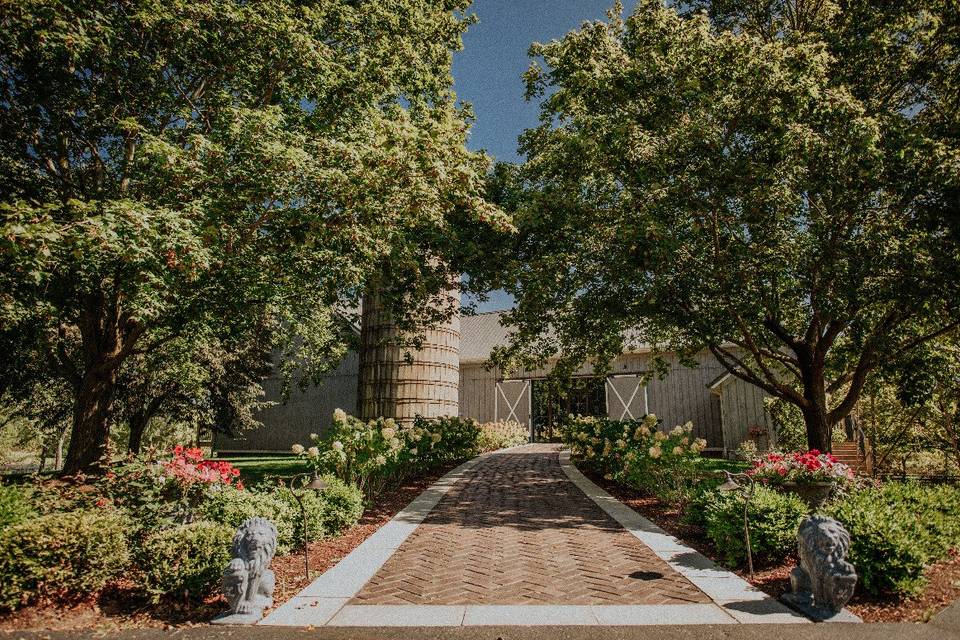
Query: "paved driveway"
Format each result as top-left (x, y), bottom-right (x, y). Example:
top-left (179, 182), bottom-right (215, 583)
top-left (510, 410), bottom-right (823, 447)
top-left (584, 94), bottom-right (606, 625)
top-left (353, 444), bottom-right (708, 605)
top-left (262, 444), bottom-right (812, 626)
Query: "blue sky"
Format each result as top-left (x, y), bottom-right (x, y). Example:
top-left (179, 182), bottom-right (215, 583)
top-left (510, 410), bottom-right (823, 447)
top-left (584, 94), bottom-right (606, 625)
top-left (454, 0), bottom-right (621, 312)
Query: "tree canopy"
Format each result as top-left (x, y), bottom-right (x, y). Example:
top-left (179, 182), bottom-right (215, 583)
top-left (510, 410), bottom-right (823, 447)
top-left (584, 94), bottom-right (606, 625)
top-left (498, 0), bottom-right (960, 450)
top-left (0, 0), bottom-right (507, 472)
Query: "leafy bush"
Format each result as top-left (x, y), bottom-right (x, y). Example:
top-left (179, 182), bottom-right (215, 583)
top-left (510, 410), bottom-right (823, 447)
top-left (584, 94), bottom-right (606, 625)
top-left (478, 420), bottom-right (528, 451)
top-left (272, 476), bottom-right (363, 545)
top-left (197, 485), bottom-right (296, 552)
top-left (0, 509), bottom-right (130, 610)
top-left (140, 521), bottom-right (233, 601)
top-left (294, 410), bottom-right (485, 496)
top-left (0, 483), bottom-right (35, 530)
top-left (315, 477), bottom-right (364, 536)
top-left (561, 414), bottom-right (707, 507)
top-left (97, 448), bottom-right (243, 533)
top-left (825, 482), bottom-right (960, 595)
top-left (197, 476), bottom-right (362, 553)
top-left (703, 485), bottom-right (807, 567)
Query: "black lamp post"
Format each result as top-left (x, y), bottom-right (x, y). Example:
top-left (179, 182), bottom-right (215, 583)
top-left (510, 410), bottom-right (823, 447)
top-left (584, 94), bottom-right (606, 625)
top-left (717, 470), bottom-right (757, 580)
top-left (285, 470), bottom-right (328, 579)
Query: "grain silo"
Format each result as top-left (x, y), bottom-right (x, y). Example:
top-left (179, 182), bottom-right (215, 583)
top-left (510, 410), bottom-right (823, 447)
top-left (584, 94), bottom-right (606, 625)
top-left (357, 286), bottom-right (460, 422)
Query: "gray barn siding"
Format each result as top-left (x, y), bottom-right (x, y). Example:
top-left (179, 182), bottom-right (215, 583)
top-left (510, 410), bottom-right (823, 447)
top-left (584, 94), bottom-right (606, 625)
top-left (466, 352), bottom-right (728, 449)
top-left (215, 344), bottom-right (762, 454)
top-left (214, 353), bottom-right (359, 453)
top-left (718, 376), bottom-right (774, 453)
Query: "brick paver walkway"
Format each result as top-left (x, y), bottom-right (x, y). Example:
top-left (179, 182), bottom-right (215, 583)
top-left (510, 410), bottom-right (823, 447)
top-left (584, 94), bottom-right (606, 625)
top-left (350, 444), bottom-right (710, 605)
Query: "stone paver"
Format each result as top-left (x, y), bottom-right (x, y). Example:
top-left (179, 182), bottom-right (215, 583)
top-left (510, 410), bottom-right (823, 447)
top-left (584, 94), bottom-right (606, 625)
top-left (352, 444), bottom-right (709, 606)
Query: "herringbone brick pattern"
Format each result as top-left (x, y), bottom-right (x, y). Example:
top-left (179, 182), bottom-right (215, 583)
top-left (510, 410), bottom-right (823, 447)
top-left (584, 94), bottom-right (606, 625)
top-left (351, 444), bottom-right (710, 605)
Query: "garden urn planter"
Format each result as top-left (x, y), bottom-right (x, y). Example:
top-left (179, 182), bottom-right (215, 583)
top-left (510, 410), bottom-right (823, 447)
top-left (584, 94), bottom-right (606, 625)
top-left (780, 482), bottom-right (834, 509)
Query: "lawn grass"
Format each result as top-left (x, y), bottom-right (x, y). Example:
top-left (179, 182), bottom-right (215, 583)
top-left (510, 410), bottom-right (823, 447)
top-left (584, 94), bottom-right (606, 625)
top-left (693, 457), bottom-right (750, 474)
top-left (217, 456), bottom-right (310, 487)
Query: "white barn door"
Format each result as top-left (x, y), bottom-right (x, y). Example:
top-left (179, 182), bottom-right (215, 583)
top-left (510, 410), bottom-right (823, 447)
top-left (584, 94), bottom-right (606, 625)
top-left (606, 375), bottom-right (649, 420)
top-left (495, 379), bottom-right (532, 440)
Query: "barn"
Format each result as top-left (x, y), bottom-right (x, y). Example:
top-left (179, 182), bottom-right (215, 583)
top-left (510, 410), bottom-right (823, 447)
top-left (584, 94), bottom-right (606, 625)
top-left (213, 310), bottom-right (773, 456)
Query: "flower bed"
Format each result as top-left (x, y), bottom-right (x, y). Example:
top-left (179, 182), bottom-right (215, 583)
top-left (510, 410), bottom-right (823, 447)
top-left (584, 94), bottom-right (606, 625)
top-left (292, 410), bottom-right (524, 496)
top-left (748, 450), bottom-right (855, 485)
top-left (0, 445), bottom-right (362, 617)
top-left (561, 414), bottom-right (708, 507)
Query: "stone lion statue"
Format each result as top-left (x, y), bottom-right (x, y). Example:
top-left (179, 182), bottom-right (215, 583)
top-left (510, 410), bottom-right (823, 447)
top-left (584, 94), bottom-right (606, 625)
top-left (218, 517), bottom-right (277, 622)
top-left (789, 515), bottom-right (857, 614)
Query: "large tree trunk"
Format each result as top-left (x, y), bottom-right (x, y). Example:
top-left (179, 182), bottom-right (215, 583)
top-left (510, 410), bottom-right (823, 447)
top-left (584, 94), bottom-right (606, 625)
top-left (800, 401), bottom-right (833, 453)
top-left (800, 362), bottom-right (833, 453)
top-left (63, 365), bottom-right (118, 474)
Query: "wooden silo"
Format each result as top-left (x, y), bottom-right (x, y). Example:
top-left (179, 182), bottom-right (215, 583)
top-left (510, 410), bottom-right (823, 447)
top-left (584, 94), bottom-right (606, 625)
top-left (357, 288), bottom-right (460, 422)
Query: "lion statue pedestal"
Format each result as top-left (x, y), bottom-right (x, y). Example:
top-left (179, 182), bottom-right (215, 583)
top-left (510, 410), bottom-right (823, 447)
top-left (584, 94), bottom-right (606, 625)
top-left (212, 517), bottom-right (278, 625)
top-left (780, 515), bottom-right (861, 623)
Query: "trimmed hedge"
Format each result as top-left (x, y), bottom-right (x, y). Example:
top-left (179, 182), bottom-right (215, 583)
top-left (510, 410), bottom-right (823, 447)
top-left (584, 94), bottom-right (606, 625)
top-left (140, 521), bottom-right (233, 601)
top-left (0, 509), bottom-right (130, 610)
top-left (197, 477), bottom-right (363, 554)
top-left (703, 485), bottom-right (807, 567)
top-left (825, 482), bottom-right (960, 596)
top-left (198, 486), bottom-right (296, 552)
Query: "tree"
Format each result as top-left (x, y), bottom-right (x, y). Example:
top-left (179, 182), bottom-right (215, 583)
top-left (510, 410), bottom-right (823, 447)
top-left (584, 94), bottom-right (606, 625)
top-left (499, 0), bottom-right (960, 451)
top-left (0, 0), bottom-right (503, 473)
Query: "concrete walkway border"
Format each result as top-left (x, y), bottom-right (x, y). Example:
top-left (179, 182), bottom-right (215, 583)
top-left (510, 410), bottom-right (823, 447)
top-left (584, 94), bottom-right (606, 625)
top-left (260, 446), bottom-right (838, 627)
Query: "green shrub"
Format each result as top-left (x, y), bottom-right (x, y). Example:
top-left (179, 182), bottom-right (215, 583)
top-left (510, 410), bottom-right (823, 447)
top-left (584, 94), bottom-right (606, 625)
top-left (272, 476), bottom-right (363, 545)
top-left (294, 410), bottom-right (484, 497)
top-left (0, 483), bottom-right (35, 530)
top-left (824, 482), bottom-right (960, 596)
top-left (704, 485), bottom-right (807, 567)
top-left (316, 477), bottom-right (364, 536)
top-left (140, 521), bottom-right (233, 601)
top-left (197, 486), bottom-right (295, 552)
top-left (0, 509), bottom-right (130, 610)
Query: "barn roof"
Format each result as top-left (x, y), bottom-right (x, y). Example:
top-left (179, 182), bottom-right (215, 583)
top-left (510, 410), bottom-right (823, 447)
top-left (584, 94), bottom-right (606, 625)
top-left (458, 311), bottom-right (652, 365)
top-left (459, 311), bottom-right (513, 364)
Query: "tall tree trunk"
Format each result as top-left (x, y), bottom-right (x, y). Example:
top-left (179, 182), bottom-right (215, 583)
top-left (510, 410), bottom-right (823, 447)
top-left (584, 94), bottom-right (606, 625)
top-left (127, 411), bottom-right (148, 456)
top-left (63, 365), bottom-right (118, 474)
top-left (800, 401), bottom-right (833, 453)
top-left (127, 395), bottom-right (164, 455)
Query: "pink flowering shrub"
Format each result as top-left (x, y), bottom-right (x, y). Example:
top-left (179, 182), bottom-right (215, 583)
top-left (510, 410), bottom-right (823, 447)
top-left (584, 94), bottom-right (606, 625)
top-left (748, 450), bottom-right (854, 485)
top-left (163, 446), bottom-right (243, 490)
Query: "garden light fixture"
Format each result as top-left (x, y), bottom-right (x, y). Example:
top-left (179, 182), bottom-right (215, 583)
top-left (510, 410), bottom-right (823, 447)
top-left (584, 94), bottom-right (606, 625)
top-left (283, 472), bottom-right (328, 579)
top-left (717, 470), bottom-right (757, 580)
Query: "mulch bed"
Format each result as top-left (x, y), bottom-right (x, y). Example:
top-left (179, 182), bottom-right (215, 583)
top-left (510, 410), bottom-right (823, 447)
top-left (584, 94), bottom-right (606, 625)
top-left (584, 468), bottom-right (960, 624)
top-left (0, 464), bottom-right (459, 632)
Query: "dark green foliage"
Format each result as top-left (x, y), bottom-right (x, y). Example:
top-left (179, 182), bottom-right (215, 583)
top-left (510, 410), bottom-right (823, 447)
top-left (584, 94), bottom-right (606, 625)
top-left (0, 0), bottom-right (505, 475)
top-left (198, 478), bottom-right (363, 553)
top-left (825, 483), bottom-right (960, 596)
top-left (316, 478), bottom-right (365, 536)
top-left (0, 483), bottom-right (35, 530)
top-left (500, 0), bottom-right (960, 453)
top-left (272, 476), bottom-right (364, 546)
top-left (703, 486), bottom-right (807, 567)
top-left (0, 509), bottom-right (130, 610)
top-left (140, 521), bottom-right (233, 601)
top-left (196, 486), bottom-right (296, 552)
